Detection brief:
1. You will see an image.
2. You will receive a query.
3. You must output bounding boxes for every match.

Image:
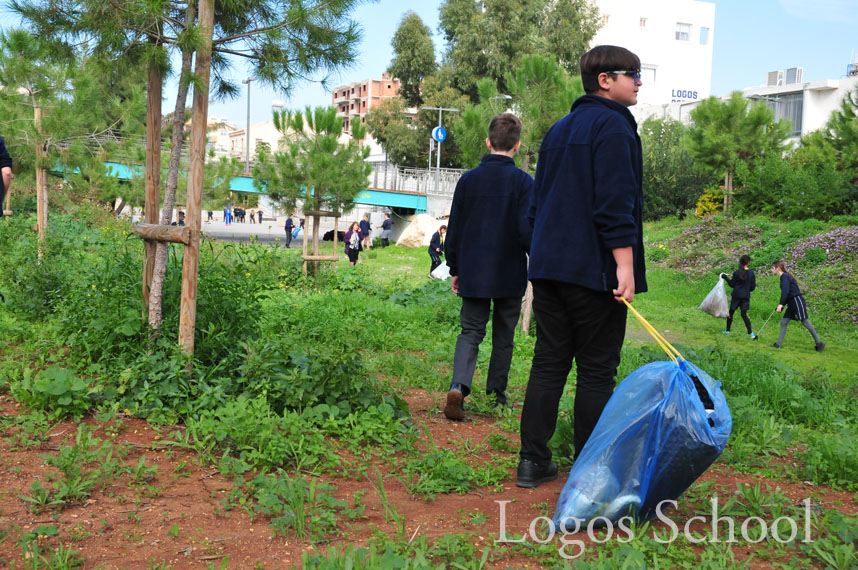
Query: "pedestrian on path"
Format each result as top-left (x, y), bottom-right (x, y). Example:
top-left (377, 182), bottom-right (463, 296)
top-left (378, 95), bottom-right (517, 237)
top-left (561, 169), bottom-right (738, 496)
top-left (443, 113), bottom-right (534, 421)
top-left (517, 45), bottom-right (647, 489)
top-left (721, 254), bottom-right (757, 338)
top-left (428, 225), bottom-right (446, 276)
top-left (771, 260), bottom-right (824, 351)
top-left (377, 213), bottom-right (393, 247)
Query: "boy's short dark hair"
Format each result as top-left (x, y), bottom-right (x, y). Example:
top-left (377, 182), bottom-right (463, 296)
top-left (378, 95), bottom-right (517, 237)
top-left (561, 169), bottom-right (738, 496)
top-left (488, 113), bottom-right (522, 152)
top-left (580, 45), bottom-right (641, 94)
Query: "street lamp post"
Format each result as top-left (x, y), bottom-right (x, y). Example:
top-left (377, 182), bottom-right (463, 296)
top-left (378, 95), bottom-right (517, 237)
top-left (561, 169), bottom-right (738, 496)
top-left (489, 94), bottom-right (512, 113)
top-left (242, 77), bottom-right (256, 174)
top-left (421, 106), bottom-right (459, 195)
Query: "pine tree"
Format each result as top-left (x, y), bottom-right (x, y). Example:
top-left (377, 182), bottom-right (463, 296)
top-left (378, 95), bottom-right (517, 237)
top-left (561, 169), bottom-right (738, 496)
top-left (685, 92), bottom-right (791, 212)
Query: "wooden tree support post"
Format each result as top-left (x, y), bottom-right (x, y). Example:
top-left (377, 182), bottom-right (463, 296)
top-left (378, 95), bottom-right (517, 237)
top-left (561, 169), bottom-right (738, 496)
top-left (142, 57), bottom-right (163, 311)
top-left (177, 0), bottom-right (214, 357)
top-left (34, 107), bottom-right (47, 257)
top-left (520, 281), bottom-right (534, 334)
top-left (301, 211), bottom-right (339, 275)
top-left (131, 224), bottom-right (192, 244)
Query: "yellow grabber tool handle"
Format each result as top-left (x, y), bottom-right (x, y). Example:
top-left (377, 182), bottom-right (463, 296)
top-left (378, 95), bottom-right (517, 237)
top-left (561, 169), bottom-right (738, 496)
top-left (622, 298), bottom-right (685, 368)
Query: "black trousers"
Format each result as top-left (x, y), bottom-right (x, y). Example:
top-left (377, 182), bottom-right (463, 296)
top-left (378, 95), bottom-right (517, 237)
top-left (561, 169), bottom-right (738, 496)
top-left (520, 280), bottom-right (627, 463)
top-left (429, 253), bottom-right (442, 273)
top-left (452, 297), bottom-right (522, 398)
top-left (726, 298), bottom-right (752, 333)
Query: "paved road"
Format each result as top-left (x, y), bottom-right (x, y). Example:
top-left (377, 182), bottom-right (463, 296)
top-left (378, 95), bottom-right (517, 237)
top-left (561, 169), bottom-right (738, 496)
top-left (200, 219), bottom-right (299, 245)
top-left (198, 218), bottom-right (345, 246)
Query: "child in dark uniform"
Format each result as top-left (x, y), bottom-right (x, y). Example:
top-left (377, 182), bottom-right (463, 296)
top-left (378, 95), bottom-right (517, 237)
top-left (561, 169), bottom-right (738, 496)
top-left (721, 254), bottom-right (756, 338)
top-left (771, 260), bottom-right (824, 351)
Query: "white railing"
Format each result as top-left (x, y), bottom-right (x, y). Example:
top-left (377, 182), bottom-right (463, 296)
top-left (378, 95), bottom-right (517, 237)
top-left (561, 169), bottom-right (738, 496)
top-left (369, 163), bottom-right (464, 196)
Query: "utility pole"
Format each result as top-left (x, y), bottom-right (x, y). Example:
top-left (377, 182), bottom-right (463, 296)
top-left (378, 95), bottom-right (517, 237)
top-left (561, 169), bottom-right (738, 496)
top-left (421, 106), bottom-right (459, 195)
top-left (242, 77), bottom-right (255, 174)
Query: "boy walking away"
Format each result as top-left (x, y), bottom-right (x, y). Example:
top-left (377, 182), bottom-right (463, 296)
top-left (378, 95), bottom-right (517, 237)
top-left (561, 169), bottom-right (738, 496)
top-left (443, 113), bottom-right (534, 421)
top-left (377, 213), bottom-right (393, 247)
top-left (771, 260), bottom-right (824, 351)
top-left (517, 46), bottom-right (646, 488)
top-left (284, 216), bottom-right (294, 248)
top-left (721, 254), bottom-right (756, 338)
top-left (428, 225), bottom-right (446, 277)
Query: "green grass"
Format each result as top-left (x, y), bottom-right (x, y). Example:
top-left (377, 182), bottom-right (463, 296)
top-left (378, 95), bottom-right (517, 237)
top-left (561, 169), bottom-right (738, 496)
top-left (2, 206), bottom-right (857, 568)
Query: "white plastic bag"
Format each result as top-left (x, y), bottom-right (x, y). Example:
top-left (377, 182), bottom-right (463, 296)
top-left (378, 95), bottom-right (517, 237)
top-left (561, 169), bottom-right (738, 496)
top-left (698, 278), bottom-right (729, 318)
top-left (430, 261), bottom-right (451, 280)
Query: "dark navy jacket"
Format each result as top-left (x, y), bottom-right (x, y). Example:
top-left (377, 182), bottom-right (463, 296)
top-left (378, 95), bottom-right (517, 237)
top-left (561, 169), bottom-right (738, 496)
top-left (779, 272), bottom-right (803, 305)
top-left (723, 269), bottom-right (756, 300)
top-left (428, 230), bottom-right (445, 256)
top-left (528, 95), bottom-right (647, 295)
top-left (445, 154), bottom-right (534, 299)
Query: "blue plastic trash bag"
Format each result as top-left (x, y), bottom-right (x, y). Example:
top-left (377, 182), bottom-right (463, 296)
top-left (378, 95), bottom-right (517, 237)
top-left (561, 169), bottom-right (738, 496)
top-left (292, 227), bottom-right (300, 238)
top-left (554, 360), bottom-right (731, 527)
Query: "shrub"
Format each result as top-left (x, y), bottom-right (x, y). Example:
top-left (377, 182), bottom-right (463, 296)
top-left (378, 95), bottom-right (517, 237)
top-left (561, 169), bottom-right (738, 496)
top-left (694, 187), bottom-right (724, 217)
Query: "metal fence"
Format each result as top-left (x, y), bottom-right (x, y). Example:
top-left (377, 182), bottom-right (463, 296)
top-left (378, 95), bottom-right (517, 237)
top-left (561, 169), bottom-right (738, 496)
top-left (369, 163), bottom-right (464, 196)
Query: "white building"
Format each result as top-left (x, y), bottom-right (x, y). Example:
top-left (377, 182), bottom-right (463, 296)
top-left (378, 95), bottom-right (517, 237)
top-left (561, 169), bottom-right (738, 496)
top-left (228, 120), bottom-right (283, 164)
top-left (205, 116), bottom-right (237, 159)
top-left (741, 71), bottom-right (858, 139)
top-left (633, 69), bottom-right (858, 144)
top-left (593, 0), bottom-right (715, 107)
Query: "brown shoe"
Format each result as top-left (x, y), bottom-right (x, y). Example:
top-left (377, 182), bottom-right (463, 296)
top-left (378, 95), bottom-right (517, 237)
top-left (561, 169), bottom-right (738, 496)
top-left (444, 388), bottom-right (465, 421)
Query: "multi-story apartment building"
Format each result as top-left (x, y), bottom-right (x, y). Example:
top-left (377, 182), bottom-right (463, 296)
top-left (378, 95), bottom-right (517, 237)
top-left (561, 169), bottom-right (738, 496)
top-left (592, 0), bottom-right (716, 107)
top-left (331, 72), bottom-right (400, 135)
top-left (228, 120), bottom-right (283, 166)
top-left (205, 116), bottom-right (237, 159)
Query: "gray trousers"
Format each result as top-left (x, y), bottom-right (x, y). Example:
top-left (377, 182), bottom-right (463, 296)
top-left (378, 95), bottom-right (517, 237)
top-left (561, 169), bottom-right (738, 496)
top-left (451, 297), bottom-right (522, 397)
top-left (776, 317), bottom-right (821, 346)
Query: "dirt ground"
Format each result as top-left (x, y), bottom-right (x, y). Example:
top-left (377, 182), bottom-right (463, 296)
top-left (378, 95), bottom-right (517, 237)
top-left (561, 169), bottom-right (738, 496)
top-left (0, 389), bottom-right (854, 569)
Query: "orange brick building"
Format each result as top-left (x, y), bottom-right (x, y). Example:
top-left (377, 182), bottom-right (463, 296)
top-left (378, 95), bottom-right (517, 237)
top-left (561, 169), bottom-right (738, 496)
top-left (332, 72), bottom-right (400, 135)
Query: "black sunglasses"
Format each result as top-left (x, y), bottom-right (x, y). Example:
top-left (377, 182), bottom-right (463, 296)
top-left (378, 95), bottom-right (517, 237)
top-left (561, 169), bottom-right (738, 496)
top-left (605, 70), bottom-right (642, 81)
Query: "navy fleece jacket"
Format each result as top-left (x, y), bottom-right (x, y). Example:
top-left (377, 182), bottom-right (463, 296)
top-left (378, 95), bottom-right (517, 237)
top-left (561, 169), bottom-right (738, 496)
top-left (724, 269), bottom-right (756, 300)
top-left (528, 94), bottom-right (647, 294)
top-left (445, 154), bottom-right (534, 299)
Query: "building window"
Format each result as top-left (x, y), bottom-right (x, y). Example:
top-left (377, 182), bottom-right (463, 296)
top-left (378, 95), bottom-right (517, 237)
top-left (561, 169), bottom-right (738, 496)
top-left (766, 92), bottom-right (803, 136)
top-left (640, 17), bottom-right (647, 29)
top-left (602, 14), bottom-right (610, 25)
top-left (642, 65), bottom-right (656, 84)
top-left (675, 22), bottom-right (691, 41)
top-left (700, 27), bottom-right (709, 45)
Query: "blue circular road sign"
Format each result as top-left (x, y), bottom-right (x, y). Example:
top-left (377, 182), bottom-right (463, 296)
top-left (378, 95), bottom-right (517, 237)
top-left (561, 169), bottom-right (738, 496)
top-left (432, 126), bottom-right (447, 142)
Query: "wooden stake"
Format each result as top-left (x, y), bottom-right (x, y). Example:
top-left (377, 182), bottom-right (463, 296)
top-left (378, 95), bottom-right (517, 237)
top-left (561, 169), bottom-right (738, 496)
top-left (143, 61), bottom-right (163, 310)
top-left (132, 223), bottom-right (192, 244)
top-left (34, 107), bottom-right (47, 257)
top-left (178, 0), bottom-right (214, 356)
top-left (520, 281), bottom-right (533, 334)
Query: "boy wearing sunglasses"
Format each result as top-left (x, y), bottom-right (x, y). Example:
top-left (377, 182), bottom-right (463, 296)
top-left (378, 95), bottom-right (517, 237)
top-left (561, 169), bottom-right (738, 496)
top-left (517, 45), bottom-right (647, 488)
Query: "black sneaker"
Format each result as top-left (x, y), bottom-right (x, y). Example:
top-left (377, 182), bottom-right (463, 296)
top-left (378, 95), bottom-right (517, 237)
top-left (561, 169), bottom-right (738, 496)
top-left (444, 386), bottom-right (465, 421)
top-left (516, 459), bottom-right (558, 489)
top-left (772, 343), bottom-right (781, 348)
top-left (815, 342), bottom-right (825, 352)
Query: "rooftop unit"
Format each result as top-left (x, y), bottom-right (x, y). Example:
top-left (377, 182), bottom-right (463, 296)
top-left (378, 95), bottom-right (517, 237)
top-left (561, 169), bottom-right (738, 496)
top-left (766, 67), bottom-right (803, 86)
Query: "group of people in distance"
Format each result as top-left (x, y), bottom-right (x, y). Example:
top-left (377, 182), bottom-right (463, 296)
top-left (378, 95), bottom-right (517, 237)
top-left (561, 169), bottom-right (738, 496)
top-left (721, 255), bottom-right (824, 351)
top-left (440, 44), bottom-right (826, 491)
top-left (219, 206), bottom-right (263, 225)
